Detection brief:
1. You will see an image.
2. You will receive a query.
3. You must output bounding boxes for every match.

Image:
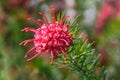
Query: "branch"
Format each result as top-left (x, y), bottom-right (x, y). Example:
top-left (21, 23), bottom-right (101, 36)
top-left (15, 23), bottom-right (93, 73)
top-left (68, 54), bottom-right (89, 80)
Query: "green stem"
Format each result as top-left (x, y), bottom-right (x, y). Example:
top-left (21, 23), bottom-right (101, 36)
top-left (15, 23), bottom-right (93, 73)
top-left (69, 54), bottom-right (89, 80)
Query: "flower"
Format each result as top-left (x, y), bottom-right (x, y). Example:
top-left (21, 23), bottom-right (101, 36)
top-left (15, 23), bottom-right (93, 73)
top-left (9, 0), bottom-right (29, 8)
top-left (95, 0), bottom-right (120, 34)
top-left (20, 7), bottom-right (72, 64)
top-left (95, 3), bottom-right (113, 34)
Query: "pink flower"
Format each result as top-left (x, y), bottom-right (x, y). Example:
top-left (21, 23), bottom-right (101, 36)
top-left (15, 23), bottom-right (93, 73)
top-left (95, 3), bottom-right (113, 34)
top-left (95, 0), bottom-right (120, 34)
top-left (20, 7), bottom-right (72, 64)
top-left (9, 0), bottom-right (29, 8)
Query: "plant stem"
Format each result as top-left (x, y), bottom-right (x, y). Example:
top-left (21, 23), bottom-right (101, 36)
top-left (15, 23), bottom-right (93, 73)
top-left (69, 54), bottom-right (89, 80)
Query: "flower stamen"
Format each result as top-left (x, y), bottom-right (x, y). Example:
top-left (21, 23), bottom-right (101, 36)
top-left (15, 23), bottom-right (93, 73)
top-left (27, 17), bottom-right (41, 27)
top-left (50, 50), bottom-right (54, 65)
top-left (26, 53), bottom-right (40, 62)
top-left (39, 12), bottom-right (49, 24)
top-left (61, 16), bottom-right (70, 26)
top-left (19, 39), bottom-right (34, 46)
top-left (21, 27), bottom-right (36, 32)
top-left (51, 7), bottom-right (56, 23)
top-left (59, 38), bottom-right (69, 46)
top-left (24, 47), bottom-right (36, 58)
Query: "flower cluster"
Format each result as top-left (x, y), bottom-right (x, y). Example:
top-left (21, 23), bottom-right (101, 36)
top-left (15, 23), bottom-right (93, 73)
top-left (20, 7), bottom-right (72, 64)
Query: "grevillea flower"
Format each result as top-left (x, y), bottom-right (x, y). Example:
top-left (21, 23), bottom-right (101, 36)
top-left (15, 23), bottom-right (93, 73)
top-left (20, 7), bottom-right (72, 64)
top-left (95, 3), bottom-right (113, 34)
top-left (95, 0), bottom-right (120, 34)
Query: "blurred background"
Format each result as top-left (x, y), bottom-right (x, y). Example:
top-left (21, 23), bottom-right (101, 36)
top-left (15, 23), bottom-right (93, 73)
top-left (0, 0), bottom-right (120, 80)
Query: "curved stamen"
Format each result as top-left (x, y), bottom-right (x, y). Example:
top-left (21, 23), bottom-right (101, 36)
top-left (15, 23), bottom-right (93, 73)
top-left (60, 48), bottom-right (67, 61)
top-left (27, 17), bottom-right (41, 27)
top-left (39, 12), bottom-right (48, 24)
top-left (64, 55), bottom-right (67, 61)
top-left (53, 39), bottom-right (58, 47)
top-left (26, 53), bottom-right (40, 62)
top-left (21, 27), bottom-right (36, 32)
top-left (51, 7), bottom-right (56, 23)
top-left (61, 16), bottom-right (70, 26)
top-left (38, 19), bottom-right (45, 24)
top-left (24, 47), bottom-right (36, 58)
top-left (50, 50), bottom-right (54, 65)
top-left (19, 39), bottom-right (34, 46)
top-left (59, 38), bottom-right (69, 46)
top-left (61, 49), bottom-right (65, 53)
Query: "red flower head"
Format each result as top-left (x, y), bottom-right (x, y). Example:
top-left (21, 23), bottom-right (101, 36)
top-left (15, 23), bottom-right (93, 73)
top-left (20, 7), bottom-right (72, 64)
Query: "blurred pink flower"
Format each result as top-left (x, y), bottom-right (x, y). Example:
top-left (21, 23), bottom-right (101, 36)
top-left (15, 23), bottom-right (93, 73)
top-left (20, 7), bottom-right (72, 64)
top-left (99, 48), bottom-right (111, 66)
top-left (9, 0), bottom-right (29, 8)
top-left (95, 0), bottom-right (120, 34)
top-left (95, 3), bottom-right (113, 34)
